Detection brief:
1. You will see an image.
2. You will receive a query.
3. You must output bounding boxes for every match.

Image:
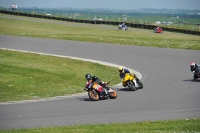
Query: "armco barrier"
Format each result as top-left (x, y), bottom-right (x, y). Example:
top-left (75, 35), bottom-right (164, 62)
top-left (0, 9), bottom-right (199, 36)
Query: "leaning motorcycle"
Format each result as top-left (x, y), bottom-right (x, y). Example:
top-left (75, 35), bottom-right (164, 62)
top-left (84, 81), bottom-right (117, 101)
top-left (121, 73), bottom-right (143, 91)
top-left (118, 24), bottom-right (128, 30)
top-left (153, 27), bottom-right (163, 33)
top-left (192, 71), bottom-right (200, 80)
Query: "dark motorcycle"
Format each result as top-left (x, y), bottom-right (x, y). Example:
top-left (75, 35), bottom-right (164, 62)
top-left (192, 71), bottom-right (200, 80)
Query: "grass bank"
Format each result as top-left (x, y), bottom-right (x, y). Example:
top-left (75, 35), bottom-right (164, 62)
top-left (0, 13), bottom-right (200, 50)
top-left (0, 49), bottom-right (119, 102)
top-left (1, 118), bottom-right (200, 133)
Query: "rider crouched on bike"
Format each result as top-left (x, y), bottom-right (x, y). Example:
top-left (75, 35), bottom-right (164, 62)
top-left (85, 74), bottom-right (107, 98)
top-left (121, 23), bottom-right (125, 28)
top-left (190, 62), bottom-right (200, 79)
top-left (157, 26), bottom-right (160, 31)
top-left (118, 66), bottom-right (134, 87)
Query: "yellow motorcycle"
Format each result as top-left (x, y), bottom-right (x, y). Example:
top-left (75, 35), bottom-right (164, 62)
top-left (121, 73), bottom-right (143, 91)
top-left (84, 81), bottom-right (117, 101)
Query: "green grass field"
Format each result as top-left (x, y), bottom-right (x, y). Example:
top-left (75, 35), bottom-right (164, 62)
top-left (0, 13), bottom-right (200, 50)
top-left (0, 49), bottom-right (119, 102)
top-left (0, 13), bottom-right (200, 132)
top-left (1, 118), bottom-right (200, 133)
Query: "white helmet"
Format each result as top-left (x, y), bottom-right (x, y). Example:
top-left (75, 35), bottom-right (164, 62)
top-left (190, 62), bottom-right (195, 68)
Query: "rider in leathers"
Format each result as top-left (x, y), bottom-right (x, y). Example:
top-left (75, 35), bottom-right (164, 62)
top-left (118, 66), bottom-right (134, 87)
top-left (85, 74), bottom-right (107, 98)
top-left (190, 62), bottom-right (200, 79)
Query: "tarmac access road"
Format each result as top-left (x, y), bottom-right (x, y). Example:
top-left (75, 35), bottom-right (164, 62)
top-left (0, 35), bottom-right (200, 130)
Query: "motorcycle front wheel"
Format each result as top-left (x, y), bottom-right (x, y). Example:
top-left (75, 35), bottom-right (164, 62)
top-left (88, 90), bottom-right (99, 101)
top-left (108, 87), bottom-right (117, 99)
top-left (127, 80), bottom-right (137, 91)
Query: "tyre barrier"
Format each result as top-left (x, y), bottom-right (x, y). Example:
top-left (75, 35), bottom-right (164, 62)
top-left (144, 24), bottom-right (149, 29)
top-left (0, 9), bottom-right (199, 36)
top-left (130, 23), bottom-right (136, 28)
top-left (184, 30), bottom-right (189, 34)
top-left (106, 21), bottom-right (112, 25)
top-left (139, 24), bottom-right (144, 29)
top-left (193, 31), bottom-right (199, 35)
top-left (148, 25), bottom-right (153, 29)
top-left (135, 24), bottom-right (139, 28)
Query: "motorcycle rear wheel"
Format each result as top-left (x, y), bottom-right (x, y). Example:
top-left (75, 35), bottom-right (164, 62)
top-left (193, 74), bottom-right (199, 79)
top-left (139, 82), bottom-right (143, 89)
top-left (88, 90), bottom-right (99, 101)
top-left (127, 81), bottom-right (137, 91)
top-left (108, 87), bottom-right (117, 99)
top-left (136, 77), bottom-right (143, 89)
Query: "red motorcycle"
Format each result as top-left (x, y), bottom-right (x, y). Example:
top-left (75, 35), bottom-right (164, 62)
top-left (153, 27), bottom-right (163, 33)
top-left (84, 81), bottom-right (117, 101)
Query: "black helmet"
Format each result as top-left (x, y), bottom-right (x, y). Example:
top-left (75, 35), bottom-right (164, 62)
top-left (85, 74), bottom-right (91, 81)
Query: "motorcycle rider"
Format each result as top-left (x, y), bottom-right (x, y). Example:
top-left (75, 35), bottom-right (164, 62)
top-left (190, 62), bottom-right (200, 79)
top-left (118, 66), bottom-right (134, 87)
top-left (85, 74), bottom-right (107, 98)
top-left (121, 23), bottom-right (126, 29)
top-left (156, 26), bottom-right (161, 32)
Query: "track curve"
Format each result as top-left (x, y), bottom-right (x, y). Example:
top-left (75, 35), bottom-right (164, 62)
top-left (0, 35), bottom-right (200, 130)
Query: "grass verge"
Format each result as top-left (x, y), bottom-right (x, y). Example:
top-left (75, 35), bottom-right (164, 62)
top-left (1, 118), bottom-right (200, 133)
top-left (0, 49), bottom-right (119, 102)
top-left (0, 13), bottom-right (200, 50)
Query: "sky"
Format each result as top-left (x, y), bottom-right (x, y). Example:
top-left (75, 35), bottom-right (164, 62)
top-left (0, 0), bottom-right (200, 10)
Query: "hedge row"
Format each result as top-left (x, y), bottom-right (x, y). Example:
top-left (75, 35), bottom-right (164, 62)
top-left (1, 10), bottom-right (199, 36)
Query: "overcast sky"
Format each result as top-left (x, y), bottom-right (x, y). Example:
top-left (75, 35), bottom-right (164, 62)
top-left (0, 0), bottom-right (200, 10)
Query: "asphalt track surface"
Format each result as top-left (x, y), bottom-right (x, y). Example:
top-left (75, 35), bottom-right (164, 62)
top-left (0, 35), bottom-right (200, 130)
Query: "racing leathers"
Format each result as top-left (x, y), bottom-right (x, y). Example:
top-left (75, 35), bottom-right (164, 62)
top-left (190, 63), bottom-right (200, 79)
top-left (85, 76), bottom-right (106, 98)
top-left (119, 68), bottom-right (135, 87)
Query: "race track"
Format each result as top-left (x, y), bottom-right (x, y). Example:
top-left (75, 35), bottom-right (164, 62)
top-left (0, 35), bottom-right (200, 130)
